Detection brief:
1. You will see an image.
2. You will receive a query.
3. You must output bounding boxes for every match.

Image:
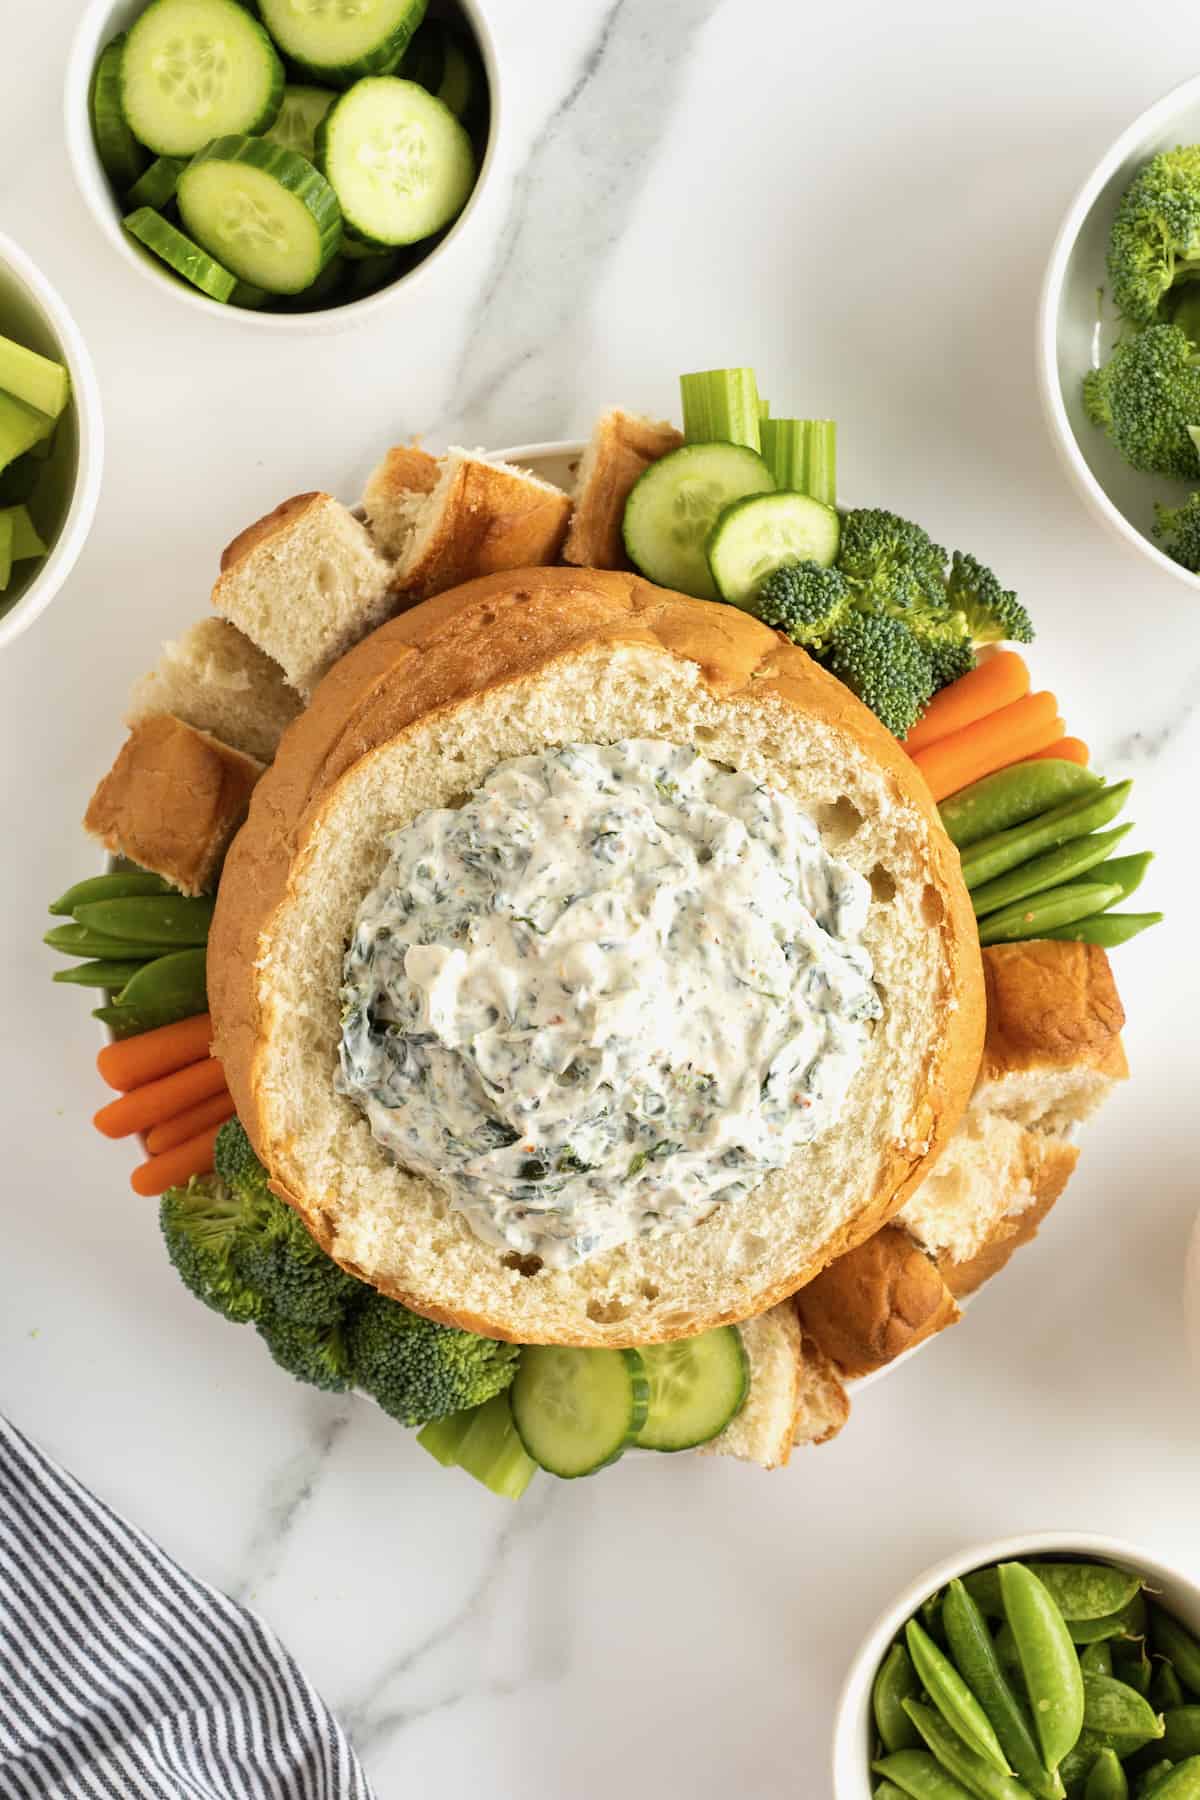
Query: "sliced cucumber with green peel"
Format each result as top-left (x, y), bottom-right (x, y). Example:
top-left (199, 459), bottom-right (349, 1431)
top-left (436, 36), bottom-right (480, 119)
top-left (317, 76), bottom-right (475, 246)
top-left (121, 0), bottom-right (284, 157)
top-left (263, 84), bottom-right (336, 160)
top-left (257, 0), bottom-right (427, 85)
top-left (400, 18), bottom-right (445, 90)
top-left (511, 1347), bottom-right (649, 1478)
top-left (623, 442), bottom-right (775, 600)
top-left (634, 1327), bottom-right (749, 1452)
top-left (90, 36), bottom-right (146, 189)
top-left (178, 136), bottom-right (342, 294)
top-left (708, 492), bottom-right (841, 607)
top-left (126, 156), bottom-right (188, 211)
top-left (124, 206), bottom-right (238, 302)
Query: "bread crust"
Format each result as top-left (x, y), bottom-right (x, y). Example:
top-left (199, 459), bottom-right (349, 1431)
top-left (562, 410), bottom-right (683, 570)
top-left (794, 1224), bottom-right (961, 1377)
top-left (218, 492), bottom-right (323, 575)
top-left (939, 1133), bottom-right (1079, 1298)
top-left (979, 940), bottom-right (1128, 1086)
top-left (394, 460), bottom-right (572, 601)
top-left (209, 565), bottom-right (984, 1344)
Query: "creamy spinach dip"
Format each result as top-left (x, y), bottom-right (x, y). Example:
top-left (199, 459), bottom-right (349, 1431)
top-left (336, 741), bottom-right (881, 1269)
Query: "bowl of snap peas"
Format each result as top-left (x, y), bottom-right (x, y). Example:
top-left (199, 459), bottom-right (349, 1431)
top-left (834, 1533), bottom-right (1200, 1799)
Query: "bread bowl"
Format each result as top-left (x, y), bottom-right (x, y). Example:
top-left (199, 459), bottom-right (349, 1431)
top-left (209, 562), bottom-right (985, 1348)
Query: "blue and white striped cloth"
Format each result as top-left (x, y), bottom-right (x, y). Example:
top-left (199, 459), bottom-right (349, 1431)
top-left (0, 1416), bottom-right (376, 1800)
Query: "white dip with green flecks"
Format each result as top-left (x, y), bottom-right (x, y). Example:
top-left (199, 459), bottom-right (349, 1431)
top-left (336, 740), bottom-right (881, 1269)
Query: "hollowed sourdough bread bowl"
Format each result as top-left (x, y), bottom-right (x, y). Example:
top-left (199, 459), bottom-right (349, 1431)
top-left (208, 564), bottom-right (985, 1348)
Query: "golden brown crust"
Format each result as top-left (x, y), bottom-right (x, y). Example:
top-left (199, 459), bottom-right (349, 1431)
top-left (562, 411), bottom-right (683, 570)
top-left (939, 1133), bottom-right (1079, 1298)
top-left (394, 461), bottom-right (572, 602)
top-left (794, 1225), bottom-right (961, 1378)
top-left (795, 1328), bottom-right (851, 1446)
top-left (210, 565), bottom-right (985, 1340)
top-left (85, 715), bottom-right (262, 897)
top-left (218, 493), bottom-right (323, 576)
top-left (365, 445), bottom-right (440, 506)
top-left (980, 941), bottom-right (1129, 1086)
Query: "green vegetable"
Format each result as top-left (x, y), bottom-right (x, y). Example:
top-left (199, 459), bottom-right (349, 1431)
top-left (0, 390), bottom-right (55, 477)
top-left (902, 1699), bottom-right (1036, 1799)
top-left (960, 782), bottom-right (1132, 891)
top-left (318, 78), bottom-right (474, 246)
top-left (121, 0), bottom-right (285, 156)
top-left (759, 417), bottom-right (837, 503)
top-left (52, 960), bottom-right (148, 989)
top-left (1153, 1668), bottom-right (1187, 1714)
top-left (123, 208), bottom-right (238, 304)
top-left (2, 504), bottom-right (48, 561)
top-left (906, 1617), bottom-right (1014, 1774)
top-left (94, 1000), bottom-right (202, 1040)
top-left (1138, 1764), bottom-right (1177, 1798)
top-left (1153, 493), bottom-right (1200, 573)
top-left (1151, 1612), bottom-right (1200, 1697)
top-left (256, 1313), bottom-right (356, 1391)
top-left (874, 1643), bottom-right (923, 1753)
top-left (1084, 1749), bottom-right (1129, 1800)
top-left (256, 0), bottom-right (427, 84)
top-left (125, 156), bottom-right (188, 212)
top-left (263, 84), bottom-right (336, 160)
top-left (0, 511), bottom-right (12, 591)
top-left (74, 895), bottom-right (214, 947)
top-left (511, 1345), bottom-right (648, 1478)
top-left (1145, 1762), bottom-right (1200, 1797)
top-left (0, 332), bottom-right (70, 421)
top-left (1163, 1713), bottom-right (1200, 1762)
top-left (874, 1785), bottom-right (914, 1800)
top-left (622, 440), bottom-right (775, 599)
top-left (45, 922), bottom-right (159, 959)
top-left (348, 1290), bottom-right (519, 1427)
top-left (823, 609), bottom-right (936, 738)
top-left (837, 507), bottom-right (950, 615)
top-left (1082, 1645), bottom-right (1116, 1680)
top-left (1040, 912), bottom-right (1163, 947)
top-left (944, 551), bottom-right (1035, 646)
top-left (179, 137), bottom-right (343, 294)
top-left (872, 1750), bottom-right (978, 1798)
top-left (754, 560), bottom-right (854, 650)
top-left (999, 1562), bottom-right (1086, 1771)
top-left (417, 1392), bottom-right (537, 1500)
top-left (943, 1578), bottom-right (1064, 1800)
top-left (90, 34), bottom-right (146, 189)
top-left (1106, 147), bottom-right (1200, 325)
top-left (1082, 326), bottom-right (1200, 479)
top-left (1088, 851), bottom-right (1153, 905)
top-left (117, 948), bottom-right (208, 1018)
top-left (977, 878), bottom-right (1125, 946)
top-left (680, 367), bottom-right (763, 452)
top-left (160, 1176), bottom-right (265, 1324)
top-left (49, 871), bottom-right (175, 916)
top-left (969, 825), bottom-right (1133, 919)
top-left (966, 1565), bottom-right (1144, 1626)
top-left (940, 760), bottom-right (1103, 850)
top-left (633, 1326), bottom-right (748, 1451)
top-left (707, 492), bottom-right (840, 605)
top-left (1080, 1673), bottom-right (1164, 1754)
top-left (0, 454), bottom-right (39, 505)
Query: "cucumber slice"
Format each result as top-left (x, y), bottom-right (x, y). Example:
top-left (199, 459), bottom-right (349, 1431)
top-left (437, 37), bottom-right (479, 119)
top-left (123, 206), bottom-right (237, 302)
top-left (400, 19), bottom-right (445, 91)
top-left (90, 35), bottom-right (146, 189)
top-left (317, 77), bottom-right (475, 246)
top-left (511, 1347), bottom-right (649, 1479)
top-left (122, 0), bottom-right (284, 157)
top-left (277, 252), bottom-right (347, 309)
top-left (263, 84), bottom-right (336, 160)
top-left (707, 492), bottom-right (841, 607)
top-left (257, 0), bottom-right (427, 84)
top-left (229, 279), bottom-right (273, 309)
top-left (126, 155), bottom-right (188, 211)
top-left (634, 1327), bottom-right (749, 1452)
top-left (178, 136), bottom-right (342, 294)
top-left (622, 442), bottom-right (775, 600)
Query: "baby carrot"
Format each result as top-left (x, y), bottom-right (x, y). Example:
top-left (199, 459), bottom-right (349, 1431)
top-left (96, 1012), bottom-right (213, 1092)
top-left (911, 692), bottom-right (1061, 803)
top-left (144, 1090), bottom-right (235, 1157)
top-left (1026, 736), bottom-right (1089, 767)
top-left (130, 1121), bottom-right (223, 1197)
top-left (93, 1057), bottom-right (227, 1140)
top-left (904, 651), bottom-right (1030, 753)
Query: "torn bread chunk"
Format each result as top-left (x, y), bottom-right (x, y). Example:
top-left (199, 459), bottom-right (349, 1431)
top-left (976, 939), bottom-right (1128, 1131)
top-left (378, 448), bottom-right (572, 602)
top-left (212, 492), bottom-right (393, 697)
top-left (795, 1225), bottom-right (961, 1379)
top-left (562, 409), bottom-right (683, 570)
top-left (125, 618), bottom-right (303, 764)
top-left (794, 1330), bottom-right (850, 1448)
top-left (85, 715), bottom-right (262, 897)
top-left (360, 445), bottom-right (441, 557)
top-left (706, 1302), bottom-right (803, 1470)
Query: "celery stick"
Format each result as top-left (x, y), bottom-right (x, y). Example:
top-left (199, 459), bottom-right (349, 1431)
top-left (758, 395), bottom-right (771, 422)
top-left (0, 512), bottom-right (12, 590)
top-left (0, 334), bottom-right (70, 420)
top-left (2, 506), bottom-right (47, 561)
top-left (417, 1393), bottom-right (537, 1499)
top-left (761, 418), bottom-right (837, 505)
top-left (0, 391), bottom-right (54, 476)
top-left (680, 367), bottom-right (762, 452)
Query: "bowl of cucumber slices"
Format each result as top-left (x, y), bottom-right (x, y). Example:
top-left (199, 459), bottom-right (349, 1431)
top-left (65, 0), bottom-right (499, 328)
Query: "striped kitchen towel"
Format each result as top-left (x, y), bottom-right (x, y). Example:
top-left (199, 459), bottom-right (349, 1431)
top-left (0, 1415), bottom-right (376, 1800)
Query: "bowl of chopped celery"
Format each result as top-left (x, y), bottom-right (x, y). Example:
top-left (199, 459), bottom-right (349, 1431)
top-left (0, 231), bottom-right (104, 653)
top-left (1038, 73), bottom-right (1200, 591)
top-left (65, 0), bottom-right (501, 332)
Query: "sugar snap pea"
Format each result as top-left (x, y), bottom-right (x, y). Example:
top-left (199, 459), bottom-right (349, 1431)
top-left (1138, 1766), bottom-right (1175, 1799)
top-left (1000, 1563), bottom-right (1086, 1771)
top-left (48, 870), bottom-right (174, 916)
top-left (996, 1622), bottom-right (1026, 1686)
top-left (1080, 1673), bottom-right (1164, 1754)
top-left (902, 1700), bottom-right (1037, 1799)
top-left (1094, 852), bottom-right (1153, 904)
top-left (939, 761), bottom-right (1104, 849)
top-left (943, 1580), bottom-right (1064, 1800)
top-left (967, 1566), bottom-right (1143, 1625)
top-left (1153, 1668), bottom-right (1186, 1713)
top-left (1150, 1615), bottom-right (1200, 1699)
top-left (1115, 1635), bottom-right (1154, 1691)
top-left (92, 999), bottom-right (199, 1040)
top-left (52, 960), bottom-right (149, 989)
top-left (970, 826), bottom-right (1133, 920)
top-left (960, 782), bottom-right (1132, 891)
top-left (875, 1785), bottom-right (912, 1800)
top-left (875, 1642), bottom-right (923, 1752)
top-left (1075, 1596), bottom-right (1148, 1647)
top-left (1163, 1712), bottom-right (1200, 1761)
top-left (977, 879), bottom-right (1125, 946)
top-left (1082, 1645), bottom-right (1116, 1680)
top-left (117, 947), bottom-right (208, 1015)
top-left (922, 1590), bottom-right (949, 1646)
top-left (1042, 911), bottom-right (1163, 947)
top-left (44, 922), bottom-right (159, 960)
top-left (1145, 1761), bottom-right (1200, 1798)
top-left (873, 1750), bottom-right (978, 1798)
top-left (907, 1618), bottom-right (1015, 1775)
top-left (1084, 1748), bottom-right (1129, 1800)
top-left (1060, 1734), bottom-right (1107, 1789)
top-left (74, 896), bottom-right (214, 948)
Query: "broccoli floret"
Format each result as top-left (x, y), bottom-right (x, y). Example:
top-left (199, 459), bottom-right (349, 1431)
top-left (347, 1292), bottom-right (520, 1427)
top-left (1154, 491), bottom-right (1200, 571)
top-left (159, 1176), bottom-right (264, 1324)
top-left (944, 550), bottom-right (1035, 645)
top-left (754, 561), bottom-right (853, 649)
top-left (1108, 147), bottom-right (1200, 325)
top-left (1083, 324), bottom-right (1200, 478)
top-left (835, 508), bottom-right (950, 615)
top-left (213, 1114), bottom-right (272, 1198)
top-left (822, 611), bottom-right (935, 739)
top-left (924, 631), bottom-right (978, 689)
top-left (256, 1312), bottom-right (357, 1393)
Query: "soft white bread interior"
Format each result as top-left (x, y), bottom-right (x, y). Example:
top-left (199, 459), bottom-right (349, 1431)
top-left (360, 445), bottom-right (441, 558)
top-left (85, 715), bottom-right (262, 897)
top-left (212, 493), bottom-right (393, 697)
top-left (375, 449), bottom-right (572, 601)
top-left (707, 1306), bottom-right (850, 1468)
top-left (562, 409), bottom-right (683, 570)
top-left (126, 618), bottom-right (303, 764)
top-left (210, 567), bottom-right (983, 1347)
top-left (794, 1329), bottom-right (851, 1448)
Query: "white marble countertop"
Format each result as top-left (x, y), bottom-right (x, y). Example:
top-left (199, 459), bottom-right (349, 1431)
top-left (3, 3), bottom-right (1200, 1793)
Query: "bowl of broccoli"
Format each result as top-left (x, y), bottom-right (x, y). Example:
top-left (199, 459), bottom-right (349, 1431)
top-left (1039, 73), bottom-right (1200, 589)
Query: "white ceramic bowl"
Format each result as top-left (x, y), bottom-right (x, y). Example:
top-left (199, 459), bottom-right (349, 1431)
top-left (64, 0), bottom-right (502, 334)
top-left (0, 231), bottom-right (104, 653)
top-left (832, 1530), bottom-right (1200, 1798)
top-left (1038, 75), bottom-right (1200, 590)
